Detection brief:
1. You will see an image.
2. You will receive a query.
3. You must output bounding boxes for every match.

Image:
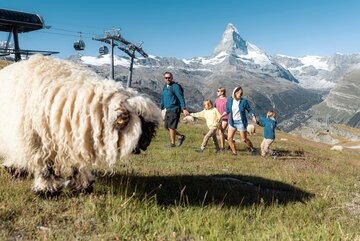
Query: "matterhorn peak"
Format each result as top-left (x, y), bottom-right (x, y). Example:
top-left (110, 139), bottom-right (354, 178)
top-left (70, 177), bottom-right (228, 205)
top-left (213, 23), bottom-right (248, 56)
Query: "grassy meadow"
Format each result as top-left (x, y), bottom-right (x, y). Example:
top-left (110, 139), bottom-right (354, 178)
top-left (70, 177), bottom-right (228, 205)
top-left (0, 118), bottom-right (360, 240)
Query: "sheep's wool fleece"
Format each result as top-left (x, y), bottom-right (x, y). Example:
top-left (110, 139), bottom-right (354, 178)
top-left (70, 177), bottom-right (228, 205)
top-left (247, 124), bottom-right (256, 135)
top-left (0, 55), bottom-right (161, 175)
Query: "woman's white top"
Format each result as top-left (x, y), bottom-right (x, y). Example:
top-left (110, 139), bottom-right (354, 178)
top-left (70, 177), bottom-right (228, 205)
top-left (232, 99), bottom-right (241, 121)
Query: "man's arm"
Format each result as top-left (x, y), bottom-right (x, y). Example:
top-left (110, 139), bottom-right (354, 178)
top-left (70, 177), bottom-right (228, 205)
top-left (173, 84), bottom-right (189, 116)
top-left (160, 90), bottom-right (165, 110)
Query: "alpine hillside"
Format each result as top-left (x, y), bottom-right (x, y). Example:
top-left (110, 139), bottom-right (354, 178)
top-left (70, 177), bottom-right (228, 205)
top-left (274, 53), bottom-right (360, 89)
top-left (272, 52), bottom-right (360, 145)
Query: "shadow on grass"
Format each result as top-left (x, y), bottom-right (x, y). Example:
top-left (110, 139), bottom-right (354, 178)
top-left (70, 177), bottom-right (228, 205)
top-left (96, 172), bottom-right (314, 207)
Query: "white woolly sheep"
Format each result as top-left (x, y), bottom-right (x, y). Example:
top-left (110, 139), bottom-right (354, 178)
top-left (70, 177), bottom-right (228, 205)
top-left (330, 145), bottom-right (343, 152)
top-left (182, 115), bottom-right (195, 123)
top-left (247, 124), bottom-right (256, 135)
top-left (0, 55), bottom-right (161, 197)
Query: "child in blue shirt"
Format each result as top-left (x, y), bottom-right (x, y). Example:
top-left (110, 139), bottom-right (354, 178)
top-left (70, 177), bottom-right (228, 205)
top-left (257, 110), bottom-right (277, 158)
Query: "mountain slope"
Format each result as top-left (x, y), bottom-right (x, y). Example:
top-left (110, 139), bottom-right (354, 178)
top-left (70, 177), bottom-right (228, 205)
top-left (310, 68), bottom-right (360, 127)
top-left (285, 68), bottom-right (360, 143)
top-left (274, 53), bottom-right (360, 89)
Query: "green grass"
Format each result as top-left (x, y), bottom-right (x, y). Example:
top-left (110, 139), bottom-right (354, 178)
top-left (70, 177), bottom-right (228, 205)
top-left (1, 120), bottom-right (360, 240)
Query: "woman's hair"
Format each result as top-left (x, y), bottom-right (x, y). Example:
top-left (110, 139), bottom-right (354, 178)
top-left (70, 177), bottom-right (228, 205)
top-left (232, 86), bottom-right (243, 99)
top-left (267, 110), bottom-right (276, 118)
top-left (203, 99), bottom-right (213, 109)
top-left (217, 87), bottom-right (226, 97)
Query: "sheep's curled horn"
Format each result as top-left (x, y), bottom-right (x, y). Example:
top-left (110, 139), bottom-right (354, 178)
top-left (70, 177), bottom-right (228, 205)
top-left (114, 106), bottom-right (131, 131)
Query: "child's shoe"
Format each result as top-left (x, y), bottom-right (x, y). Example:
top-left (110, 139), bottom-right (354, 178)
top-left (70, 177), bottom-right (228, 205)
top-left (178, 135), bottom-right (186, 146)
top-left (271, 152), bottom-right (278, 159)
top-left (195, 148), bottom-right (204, 153)
top-left (251, 149), bottom-right (257, 156)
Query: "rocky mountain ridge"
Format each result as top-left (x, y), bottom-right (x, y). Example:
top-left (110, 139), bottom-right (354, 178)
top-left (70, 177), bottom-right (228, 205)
top-left (273, 53), bottom-right (360, 89)
top-left (287, 69), bottom-right (360, 134)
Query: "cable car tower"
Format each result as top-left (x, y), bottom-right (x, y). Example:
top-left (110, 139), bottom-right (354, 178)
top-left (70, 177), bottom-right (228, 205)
top-left (118, 41), bottom-right (148, 88)
top-left (93, 28), bottom-right (148, 87)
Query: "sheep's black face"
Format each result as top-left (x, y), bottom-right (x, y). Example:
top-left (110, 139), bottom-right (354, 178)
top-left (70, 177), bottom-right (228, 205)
top-left (132, 116), bottom-right (157, 154)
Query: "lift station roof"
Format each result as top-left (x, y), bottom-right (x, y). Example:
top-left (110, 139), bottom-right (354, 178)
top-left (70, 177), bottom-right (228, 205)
top-left (0, 8), bottom-right (45, 32)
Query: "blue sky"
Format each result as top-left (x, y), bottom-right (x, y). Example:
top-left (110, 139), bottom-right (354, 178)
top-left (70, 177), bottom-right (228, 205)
top-left (1, 0), bottom-right (360, 59)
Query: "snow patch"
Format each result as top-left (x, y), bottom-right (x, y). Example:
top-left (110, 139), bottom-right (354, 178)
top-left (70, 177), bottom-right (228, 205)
top-left (299, 55), bottom-right (330, 71)
top-left (238, 43), bottom-right (271, 65)
top-left (81, 54), bottom-right (134, 67)
top-left (185, 51), bottom-right (228, 65)
top-left (299, 78), bottom-right (336, 89)
top-left (348, 145), bottom-right (360, 149)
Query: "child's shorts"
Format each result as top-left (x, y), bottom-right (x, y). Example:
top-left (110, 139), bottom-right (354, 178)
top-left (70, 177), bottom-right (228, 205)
top-left (230, 120), bottom-right (246, 132)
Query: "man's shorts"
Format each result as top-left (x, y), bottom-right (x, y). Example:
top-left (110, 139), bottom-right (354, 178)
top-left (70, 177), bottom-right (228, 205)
top-left (164, 108), bottom-right (181, 129)
top-left (230, 120), bottom-right (246, 132)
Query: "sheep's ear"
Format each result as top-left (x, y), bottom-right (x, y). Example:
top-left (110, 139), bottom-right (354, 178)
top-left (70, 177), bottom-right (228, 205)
top-left (114, 106), bottom-right (130, 131)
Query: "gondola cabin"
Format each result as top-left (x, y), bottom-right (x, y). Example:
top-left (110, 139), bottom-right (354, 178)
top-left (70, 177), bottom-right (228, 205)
top-left (99, 45), bottom-right (109, 55)
top-left (73, 39), bottom-right (85, 51)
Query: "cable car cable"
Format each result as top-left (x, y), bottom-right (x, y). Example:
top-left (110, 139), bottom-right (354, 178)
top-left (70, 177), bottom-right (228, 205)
top-left (50, 27), bottom-right (97, 36)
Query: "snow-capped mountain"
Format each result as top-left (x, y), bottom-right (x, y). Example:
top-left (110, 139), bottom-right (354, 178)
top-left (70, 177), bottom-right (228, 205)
top-left (212, 24), bottom-right (290, 72)
top-left (0, 41), bottom-right (12, 49)
top-left (273, 53), bottom-right (360, 89)
top-left (213, 23), bottom-right (249, 56)
top-left (82, 24), bottom-right (298, 84)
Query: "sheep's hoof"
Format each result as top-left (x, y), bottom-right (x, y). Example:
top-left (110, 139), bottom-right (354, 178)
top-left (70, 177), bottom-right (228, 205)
top-left (3, 165), bottom-right (29, 179)
top-left (32, 169), bottom-right (64, 198)
top-left (33, 189), bottom-right (62, 199)
top-left (82, 184), bottom-right (94, 194)
top-left (70, 181), bottom-right (94, 195)
top-left (67, 168), bottom-right (95, 195)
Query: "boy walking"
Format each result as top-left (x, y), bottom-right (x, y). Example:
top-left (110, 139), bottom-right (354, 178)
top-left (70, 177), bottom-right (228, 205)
top-left (257, 110), bottom-right (277, 159)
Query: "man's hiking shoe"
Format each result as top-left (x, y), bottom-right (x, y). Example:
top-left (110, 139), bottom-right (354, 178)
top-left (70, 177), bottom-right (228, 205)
top-left (195, 148), bottom-right (204, 153)
top-left (167, 143), bottom-right (176, 148)
top-left (178, 135), bottom-right (186, 146)
top-left (251, 149), bottom-right (257, 156)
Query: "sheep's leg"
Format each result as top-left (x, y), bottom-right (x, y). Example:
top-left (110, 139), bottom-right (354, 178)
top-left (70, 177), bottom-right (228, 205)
top-left (66, 167), bottom-right (95, 194)
top-left (2, 160), bottom-right (29, 179)
top-left (32, 165), bottom-right (64, 198)
top-left (3, 164), bottom-right (29, 179)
